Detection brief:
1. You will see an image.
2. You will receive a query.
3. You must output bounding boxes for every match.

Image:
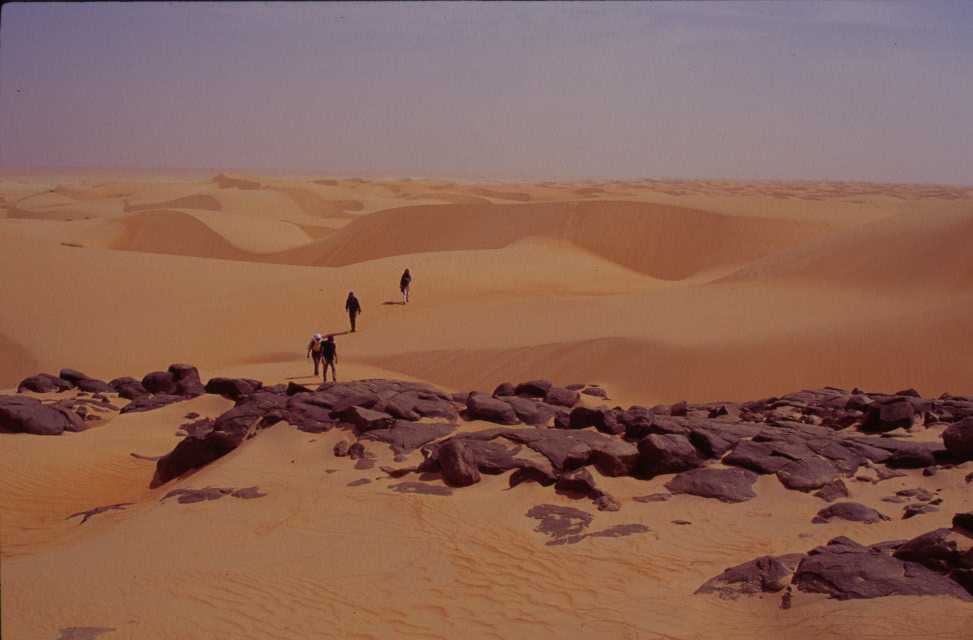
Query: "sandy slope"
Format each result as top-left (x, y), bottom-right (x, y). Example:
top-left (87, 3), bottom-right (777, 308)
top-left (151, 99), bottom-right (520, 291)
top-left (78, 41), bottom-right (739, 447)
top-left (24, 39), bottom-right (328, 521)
top-left (2, 173), bottom-right (973, 639)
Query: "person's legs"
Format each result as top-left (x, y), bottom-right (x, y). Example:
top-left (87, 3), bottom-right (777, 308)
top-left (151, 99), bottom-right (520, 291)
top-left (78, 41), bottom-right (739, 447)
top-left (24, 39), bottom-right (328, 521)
top-left (350, 312), bottom-right (357, 332)
top-left (403, 286), bottom-right (409, 304)
top-left (312, 353), bottom-right (320, 376)
top-left (325, 359), bottom-right (336, 381)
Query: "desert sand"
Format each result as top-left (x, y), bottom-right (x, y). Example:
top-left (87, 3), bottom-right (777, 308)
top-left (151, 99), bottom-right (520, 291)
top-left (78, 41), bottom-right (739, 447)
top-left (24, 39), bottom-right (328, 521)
top-left (2, 171), bottom-right (972, 639)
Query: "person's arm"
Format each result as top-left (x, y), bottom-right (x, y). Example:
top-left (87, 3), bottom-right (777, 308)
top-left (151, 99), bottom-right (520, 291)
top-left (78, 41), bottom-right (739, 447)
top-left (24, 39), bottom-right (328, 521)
top-left (306, 341), bottom-right (311, 358)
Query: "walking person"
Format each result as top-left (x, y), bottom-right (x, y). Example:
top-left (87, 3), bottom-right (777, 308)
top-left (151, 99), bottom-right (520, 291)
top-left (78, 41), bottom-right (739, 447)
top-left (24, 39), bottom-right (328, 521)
top-left (306, 333), bottom-right (324, 376)
top-left (345, 291), bottom-right (362, 332)
top-left (400, 268), bottom-right (412, 304)
top-left (321, 335), bottom-right (337, 382)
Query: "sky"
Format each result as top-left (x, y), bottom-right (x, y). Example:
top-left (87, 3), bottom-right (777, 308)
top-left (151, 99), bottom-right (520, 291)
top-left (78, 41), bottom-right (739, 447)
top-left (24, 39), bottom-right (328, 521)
top-left (1, 1), bottom-right (971, 183)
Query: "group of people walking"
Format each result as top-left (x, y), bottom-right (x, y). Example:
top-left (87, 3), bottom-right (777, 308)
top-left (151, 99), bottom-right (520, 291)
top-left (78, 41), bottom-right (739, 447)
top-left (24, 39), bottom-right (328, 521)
top-left (306, 268), bottom-right (412, 381)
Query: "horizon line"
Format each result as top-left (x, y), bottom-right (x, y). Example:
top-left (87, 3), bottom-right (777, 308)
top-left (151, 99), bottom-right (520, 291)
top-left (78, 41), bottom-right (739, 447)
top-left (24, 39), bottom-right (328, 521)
top-left (1, 165), bottom-right (970, 189)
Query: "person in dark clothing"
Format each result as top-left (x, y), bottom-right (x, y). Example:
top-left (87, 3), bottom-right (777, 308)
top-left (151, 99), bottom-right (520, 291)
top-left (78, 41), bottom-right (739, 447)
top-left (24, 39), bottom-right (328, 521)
top-left (306, 333), bottom-right (324, 376)
top-left (345, 291), bottom-right (361, 332)
top-left (400, 268), bottom-right (412, 304)
top-left (321, 335), bottom-right (337, 381)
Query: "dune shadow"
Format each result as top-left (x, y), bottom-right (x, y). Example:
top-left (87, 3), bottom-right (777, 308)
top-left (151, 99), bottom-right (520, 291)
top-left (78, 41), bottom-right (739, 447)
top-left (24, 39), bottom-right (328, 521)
top-left (325, 331), bottom-right (351, 337)
top-left (382, 301), bottom-right (406, 306)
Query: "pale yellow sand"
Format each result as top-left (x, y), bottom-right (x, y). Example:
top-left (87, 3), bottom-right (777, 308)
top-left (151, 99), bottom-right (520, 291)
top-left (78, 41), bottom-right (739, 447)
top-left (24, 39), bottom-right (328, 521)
top-left (1, 173), bottom-right (972, 639)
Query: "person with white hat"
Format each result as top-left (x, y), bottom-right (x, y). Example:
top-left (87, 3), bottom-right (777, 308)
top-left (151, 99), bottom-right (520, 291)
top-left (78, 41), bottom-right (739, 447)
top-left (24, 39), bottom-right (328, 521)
top-left (306, 333), bottom-right (324, 376)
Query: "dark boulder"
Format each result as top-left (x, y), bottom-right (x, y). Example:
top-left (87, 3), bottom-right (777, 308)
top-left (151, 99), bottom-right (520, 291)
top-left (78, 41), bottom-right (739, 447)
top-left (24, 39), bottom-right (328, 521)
top-left (696, 554), bottom-right (803, 597)
top-left (286, 381), bottom-right (313, 396)
top-left (74, 378), bottom-right (114, 393)
top-left (503, 396), bottom-right (557, 426)
top-left (794, 537), bottom-right (971, 601)
top-left (17, 373), bottom-right (73, 393)
top-left (812, 502), bottom-right (889, 524)
top-left (670, 401), bottom-right (688, 417)
top-left (544, 387), bottom-right (579, 408)
top-left (509, 460), bottom-right (557, 487)
top-left (582, 386), bottom-right (608, 398)
top-left (588, 438), bottom-right (640, 477)
top-left (568, 405), bottom-right (623, 434)
top-left (437, 439), bottom-right (482, 487)
top-left (0, 395), bottom-right (85, 435)
top-left (637, 433), bottom-right (704, 478)
top-left (886, 447), bottom-right (937, 469)
top-left (903, 504), bottom-right (940, 519)
top-left (813, 479), bottom-right (849, 502)
top-left (120, 393), bottom-right (187, 414)
top-left (861, 398), bottom-right (915, 433)
top-left (109, 377), bottom-right (147, 399)
top-left (954, 512), bottom-right (973, 533)
top-left (383, 390), bottom-right (458, 422)
top-left (334, 406), bottom-right (395, 432)
top-left (465, 392), bottom-right (519, 425)
top-left (514, 380), bottom-right (553, 398)
top-left (58, 368), bottom-right (90, 385)
top-left (492, 382), bottom-right (516, 397)
top-left (205, 377), bottom-right (263, 399)
top-left (168, 363), bottom-right (205, 396)
top-left (894, 528), bottom-right (973, 575)
top-left (776, 457), bottom-right (839, 491)
top-left (665, 467), bottom-right (758, 503)
top-left (943, 417), bottom-right (973, 462)
top-left (152, 434), bottom-right (239, 487)
top-left (142, 371), bottom-right (177, 395)
top-left (360, 421), bottom-right (455, 455)
top-left (723, 440), bottom-right (793, 474)
top-left (594, 493), bottom-right (621, 512)
top-left (555, 467), bottom-right (598, 496)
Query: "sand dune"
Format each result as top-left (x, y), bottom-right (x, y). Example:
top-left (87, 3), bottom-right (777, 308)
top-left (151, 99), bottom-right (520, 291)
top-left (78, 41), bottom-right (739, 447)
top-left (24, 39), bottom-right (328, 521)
top-left (123, 193), bottom-right (223, 213)
top-left (2, 173), bottom-right (973, 640)
top-left (279, 201), bottom-right (833, 279)
top-left (721, 209), bottom-right (973, 290)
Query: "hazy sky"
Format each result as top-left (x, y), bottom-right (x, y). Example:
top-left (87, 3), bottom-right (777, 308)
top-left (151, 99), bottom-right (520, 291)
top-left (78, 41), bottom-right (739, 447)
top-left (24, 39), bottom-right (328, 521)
top-left (2, 2), bottom-right (971, 182)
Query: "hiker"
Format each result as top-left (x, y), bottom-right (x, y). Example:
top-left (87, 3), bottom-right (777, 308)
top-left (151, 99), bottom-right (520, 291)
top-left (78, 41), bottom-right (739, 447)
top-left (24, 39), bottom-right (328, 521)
top-left (345, 291), bottom-right (362, 332)
top-left (306, 333), bottom-right (324, 376)
top-left (400, 268), bottom-right (412, 304)
top-left (321, 335), bottom-right (337, 382)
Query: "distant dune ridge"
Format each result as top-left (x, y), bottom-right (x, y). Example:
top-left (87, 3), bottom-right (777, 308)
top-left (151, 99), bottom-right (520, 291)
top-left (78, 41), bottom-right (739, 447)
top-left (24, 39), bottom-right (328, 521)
top-left (1, 172), bottom-right (972, 639)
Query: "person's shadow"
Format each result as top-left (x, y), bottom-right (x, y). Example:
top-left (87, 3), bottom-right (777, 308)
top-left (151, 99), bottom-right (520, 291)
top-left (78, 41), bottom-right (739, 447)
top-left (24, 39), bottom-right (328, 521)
top-left (382, 301), bottom-right (406, 306)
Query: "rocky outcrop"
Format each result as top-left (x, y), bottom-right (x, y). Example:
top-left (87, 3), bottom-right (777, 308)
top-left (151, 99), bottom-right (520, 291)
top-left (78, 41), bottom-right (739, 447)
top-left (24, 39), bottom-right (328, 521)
top-left (700, 533), bottom-right (973, 603)
top-left (812, 502), bottom-right (889, 524)
top-left (696, 554), bottom-right (804, 598)
top-left (437, 439), bottom-right (482, 487)
top-left (514, 380), bottom-right (552, 398)
top-left (465, 392), bottom-right (518, 424)
top-left (334, 406), bottom-right (395, 432)
top-left (636, 433), bottom-right (704, 477)
top-left (109, 377), bottom-right (147, 399)
top-left (544, 386), bottom-right (579, 408)
top-left (17, 373), bottom-right (74, 393)
top-left (0, 395), bottom-right (85, 435)
top-left (359, 421), bottom-right (455, 455)
top-left (204, 377), bottom-right (263, 399)
top-left (795, 536), bottom-right (971, 600)
top-left (943, 417), bottom-right (973, 462)
top-left (665, 467), bottom-right (759, 503)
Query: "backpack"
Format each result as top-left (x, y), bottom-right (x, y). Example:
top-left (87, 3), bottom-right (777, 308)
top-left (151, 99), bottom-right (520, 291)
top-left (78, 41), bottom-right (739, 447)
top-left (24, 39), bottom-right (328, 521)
top-left (311, 338), bottom-right (322, 353)
top-left (322, 341), bottom-right (336, 360)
